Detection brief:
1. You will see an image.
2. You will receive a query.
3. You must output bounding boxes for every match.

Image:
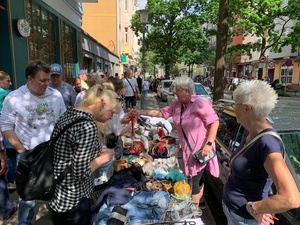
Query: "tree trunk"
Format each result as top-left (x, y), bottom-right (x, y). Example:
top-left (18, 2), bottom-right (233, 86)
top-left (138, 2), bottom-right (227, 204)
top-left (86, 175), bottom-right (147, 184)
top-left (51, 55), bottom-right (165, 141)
top-left (165, 63), bottom-right (170, 79)
top-left (214, 0), bottom-right (229, 102)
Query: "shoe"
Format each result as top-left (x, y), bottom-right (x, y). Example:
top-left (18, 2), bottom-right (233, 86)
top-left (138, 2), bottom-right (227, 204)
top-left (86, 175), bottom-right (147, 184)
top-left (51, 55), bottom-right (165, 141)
top-left (7, 182), bottom-right (16, 190)
top-left (199, 201), bottom-right (206, 210)
top-left (3, 203), bottom-right (18, 222)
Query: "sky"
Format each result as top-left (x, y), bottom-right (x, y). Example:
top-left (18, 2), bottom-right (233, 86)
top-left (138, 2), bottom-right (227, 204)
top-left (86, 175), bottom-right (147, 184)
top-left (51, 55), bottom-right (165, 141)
top-left (139, 0), bottom-right (147, 9)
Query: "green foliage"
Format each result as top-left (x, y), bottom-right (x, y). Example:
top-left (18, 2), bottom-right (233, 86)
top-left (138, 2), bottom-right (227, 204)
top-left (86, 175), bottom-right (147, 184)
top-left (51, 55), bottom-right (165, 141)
top-left (131, 0), bottom-right (210, 78)
top-left (228, 0), bottom-right (299, 56)
top-left (276, 90), bottom-right (292, 97)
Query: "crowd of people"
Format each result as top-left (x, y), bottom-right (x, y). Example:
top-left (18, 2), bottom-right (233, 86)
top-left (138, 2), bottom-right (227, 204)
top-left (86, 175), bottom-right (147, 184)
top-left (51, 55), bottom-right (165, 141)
top-left (0, 60), bottom-right (299, 225)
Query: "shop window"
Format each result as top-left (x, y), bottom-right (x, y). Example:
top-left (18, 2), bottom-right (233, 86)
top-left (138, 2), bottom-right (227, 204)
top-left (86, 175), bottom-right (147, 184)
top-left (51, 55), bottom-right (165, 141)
top-left (26, 1), bottom-right (56, 63)
top-left (61, 22), bottom-right (76, 82)
top-left (125, 0), bottom-right (128, 11)
top-left (280, 63), bottom-right (293, 83)
top-left (125, 27), bottom-right (128, 44)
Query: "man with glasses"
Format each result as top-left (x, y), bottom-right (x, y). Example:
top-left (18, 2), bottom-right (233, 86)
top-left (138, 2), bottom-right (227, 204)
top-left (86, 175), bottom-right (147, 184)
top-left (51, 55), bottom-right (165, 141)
top-left (49, 63), bottom-right (76, 108)
top-left (0, 60), bottom-right (66, 225)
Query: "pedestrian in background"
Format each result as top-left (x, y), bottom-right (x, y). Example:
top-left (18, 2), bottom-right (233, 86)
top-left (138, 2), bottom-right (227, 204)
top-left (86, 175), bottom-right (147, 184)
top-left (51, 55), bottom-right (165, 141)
top-left (137, 76), bottom-right (219, 213)
top-left (79, 69), bottom-right (89, 90)
top-left (73, 77), bottom-right (86, 96)
top-left (0, 71), bottom-right (17, 190)
top-left (222, 80), bottom-right (300, 225)
top-left (137, 74), bottom-right (143, 94)
top-left (0, 131), bottom-right (18, 223)
top-left (123, 69), bottom-right (140, 112)
top-left (49, 63), bottom-right (76, 108)
top-left (49, 85), bottom-right (121, 225)
top-left (74, 72), bottom-right (102, 107)
top-left (143, 78), bottom-right (150, 100)
top-left (0, 60), bottom-right (66, 225)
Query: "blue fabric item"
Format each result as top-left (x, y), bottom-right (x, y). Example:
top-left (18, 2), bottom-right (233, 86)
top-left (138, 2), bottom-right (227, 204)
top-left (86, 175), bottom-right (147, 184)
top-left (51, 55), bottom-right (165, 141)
top-left (17, 151), bottom-right (35, 225)
top-left (93, 190), bottom-right (170, 225)
top-left (0, 175), bottom-right (15, 218)
top-left (91, 175), bottom-right (138, 216)
top-left (6, 148), bottom-right (17, 183)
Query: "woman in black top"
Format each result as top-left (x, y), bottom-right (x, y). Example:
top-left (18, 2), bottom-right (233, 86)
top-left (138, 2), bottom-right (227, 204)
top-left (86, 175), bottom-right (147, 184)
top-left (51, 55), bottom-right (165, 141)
top-left (49, 84), bottom-right (121, 225)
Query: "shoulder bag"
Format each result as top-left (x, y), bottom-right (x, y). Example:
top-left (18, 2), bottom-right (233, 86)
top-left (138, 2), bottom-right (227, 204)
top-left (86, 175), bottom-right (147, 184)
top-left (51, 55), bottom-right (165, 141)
top-left (180, 104), bottom-right (216, 165)
top-left (125, 77), bottom-right (140, 100)
top-left (15, 119), bottom-right (86, 201)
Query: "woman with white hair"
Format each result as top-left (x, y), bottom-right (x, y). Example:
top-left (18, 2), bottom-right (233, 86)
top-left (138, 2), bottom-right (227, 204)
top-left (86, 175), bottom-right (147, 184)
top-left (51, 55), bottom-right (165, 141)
top-left (222, 80), bottom-right (300, 225)
top-left (138, 76), bottom-right (219, 212)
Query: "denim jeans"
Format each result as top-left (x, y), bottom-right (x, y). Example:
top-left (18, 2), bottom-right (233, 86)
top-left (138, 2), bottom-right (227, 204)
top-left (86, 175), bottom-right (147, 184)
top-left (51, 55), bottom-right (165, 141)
top-left (143, 90), bottom-right (149, 99)
top-left (0, 175), bottom-right (15, 218)
top-left (18, 151), bottom-right (35, 225)
top-left (6, 148), bottom-right (17, 183)
top-left (222, 201), bottom-right (258, 225)
top-left (93, 190), bottom-right (170, 225)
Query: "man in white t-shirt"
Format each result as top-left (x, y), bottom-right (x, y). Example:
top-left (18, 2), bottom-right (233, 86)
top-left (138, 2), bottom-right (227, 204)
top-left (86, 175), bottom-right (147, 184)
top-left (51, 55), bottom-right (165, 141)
top-left (0, 60), bottom-right (66, 225)
top-left (123, 69), bottom-right (140, 112)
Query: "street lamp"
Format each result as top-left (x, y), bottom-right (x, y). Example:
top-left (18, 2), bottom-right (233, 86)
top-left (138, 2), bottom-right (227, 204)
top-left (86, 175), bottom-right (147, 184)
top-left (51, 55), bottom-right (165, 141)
top-left (136, 9), bottom-right (150, 110)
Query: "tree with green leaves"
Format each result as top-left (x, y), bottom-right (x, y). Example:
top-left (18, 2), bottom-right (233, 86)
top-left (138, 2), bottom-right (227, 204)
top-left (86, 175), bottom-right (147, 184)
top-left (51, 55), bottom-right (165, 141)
top-left (229, 0), bottom-right (299, 79)
top-left (131, 0), bottom-right (209, 79)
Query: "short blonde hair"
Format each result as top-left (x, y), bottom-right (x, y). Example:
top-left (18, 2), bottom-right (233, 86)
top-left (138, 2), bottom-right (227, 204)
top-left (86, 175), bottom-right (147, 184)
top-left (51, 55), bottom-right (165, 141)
top-left (82, 84), bottom-right (121, 114)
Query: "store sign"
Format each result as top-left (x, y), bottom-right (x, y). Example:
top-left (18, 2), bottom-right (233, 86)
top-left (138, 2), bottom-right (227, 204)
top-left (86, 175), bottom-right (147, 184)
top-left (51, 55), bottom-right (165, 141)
top-left (121, 55), bottom-right (127, 63)
top-left (268, 60), bottom-right (275, 69)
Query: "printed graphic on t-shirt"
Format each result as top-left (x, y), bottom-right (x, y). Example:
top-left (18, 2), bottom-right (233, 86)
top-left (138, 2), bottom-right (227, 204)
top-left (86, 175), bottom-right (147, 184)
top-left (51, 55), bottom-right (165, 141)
top-left (26, 102), bottom-right (56, 129)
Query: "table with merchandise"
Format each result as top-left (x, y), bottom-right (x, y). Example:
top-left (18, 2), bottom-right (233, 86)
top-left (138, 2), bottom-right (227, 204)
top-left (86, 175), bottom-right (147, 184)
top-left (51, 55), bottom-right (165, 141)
top-left (91, 116), bottom-right (204, 225)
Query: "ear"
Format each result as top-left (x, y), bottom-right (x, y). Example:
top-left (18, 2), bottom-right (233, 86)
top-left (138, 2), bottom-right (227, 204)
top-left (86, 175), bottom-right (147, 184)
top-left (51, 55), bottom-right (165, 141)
top-left (244, 104), bottom-right (251, 112)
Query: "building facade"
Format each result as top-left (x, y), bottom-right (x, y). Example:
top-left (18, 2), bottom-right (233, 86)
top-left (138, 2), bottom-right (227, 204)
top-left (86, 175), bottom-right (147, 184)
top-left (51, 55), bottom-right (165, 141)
top-left (0, 0), bottom-right (118, 88)
top-left (82, 0), bottom-right (139, 77)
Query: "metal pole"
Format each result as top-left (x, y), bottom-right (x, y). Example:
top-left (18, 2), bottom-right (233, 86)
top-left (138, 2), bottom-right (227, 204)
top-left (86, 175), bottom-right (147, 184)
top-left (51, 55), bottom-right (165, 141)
top-left (141, 27), bottom-right (146, 110)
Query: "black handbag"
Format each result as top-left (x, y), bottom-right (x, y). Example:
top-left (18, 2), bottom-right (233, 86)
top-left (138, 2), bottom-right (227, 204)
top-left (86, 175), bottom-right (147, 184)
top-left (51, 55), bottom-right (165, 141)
top-left (106, 133), bottom-right (124, 160)
top-left (180, 104), bottom-right (216, 165)
top-left (15, 119), bottom-right (85, 201)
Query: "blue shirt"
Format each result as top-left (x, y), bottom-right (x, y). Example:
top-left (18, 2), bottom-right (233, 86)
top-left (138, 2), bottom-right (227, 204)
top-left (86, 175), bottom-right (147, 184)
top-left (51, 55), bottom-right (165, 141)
top-left (223, 128), bottom-right (284, 219)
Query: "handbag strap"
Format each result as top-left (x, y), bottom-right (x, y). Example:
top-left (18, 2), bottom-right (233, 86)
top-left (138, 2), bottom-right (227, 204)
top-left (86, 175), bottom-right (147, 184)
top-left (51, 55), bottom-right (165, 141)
top-left (125, 77), bottom-right (136, 94)
top-left (180, 104), bottom-right (193, 153)
top-left (51, 118), bottom-right (87, 185)
top-left (230, 130), bottom-right (286, 165)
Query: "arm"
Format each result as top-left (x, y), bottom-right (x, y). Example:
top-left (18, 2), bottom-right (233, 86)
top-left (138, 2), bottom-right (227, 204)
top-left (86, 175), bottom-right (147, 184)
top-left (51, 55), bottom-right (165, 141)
top-left (0, 151), bottom-right (8, 176)
top-left (139, 109), bottom-right (163, 118)
top-left (246, 152), bottom-right (300, 221)
top-left (3, 130), bottom-right (26, 153)
top-left (90, 148), bottom-right (114, 173)
top-left (201, 119), bottom-right (219, 156)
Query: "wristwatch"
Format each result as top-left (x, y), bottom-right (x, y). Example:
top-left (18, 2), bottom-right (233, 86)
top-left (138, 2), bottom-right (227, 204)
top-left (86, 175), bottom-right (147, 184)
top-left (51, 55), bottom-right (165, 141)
top-left (206, 141), bottom-right (213, 146)
top-left (248, 202), bottom-right (256, 215)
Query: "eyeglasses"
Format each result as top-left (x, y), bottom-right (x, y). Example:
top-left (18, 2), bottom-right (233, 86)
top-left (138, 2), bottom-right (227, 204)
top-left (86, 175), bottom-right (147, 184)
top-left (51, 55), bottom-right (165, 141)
top-left (231, 103), bottom-right (244, 108)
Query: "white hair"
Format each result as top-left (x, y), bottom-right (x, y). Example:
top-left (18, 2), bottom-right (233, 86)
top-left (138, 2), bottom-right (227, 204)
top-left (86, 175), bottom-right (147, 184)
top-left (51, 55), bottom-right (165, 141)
top-left (172, 76), bottom-right (195, 94)
top-left (233, 80), bottom-right (278, 118)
